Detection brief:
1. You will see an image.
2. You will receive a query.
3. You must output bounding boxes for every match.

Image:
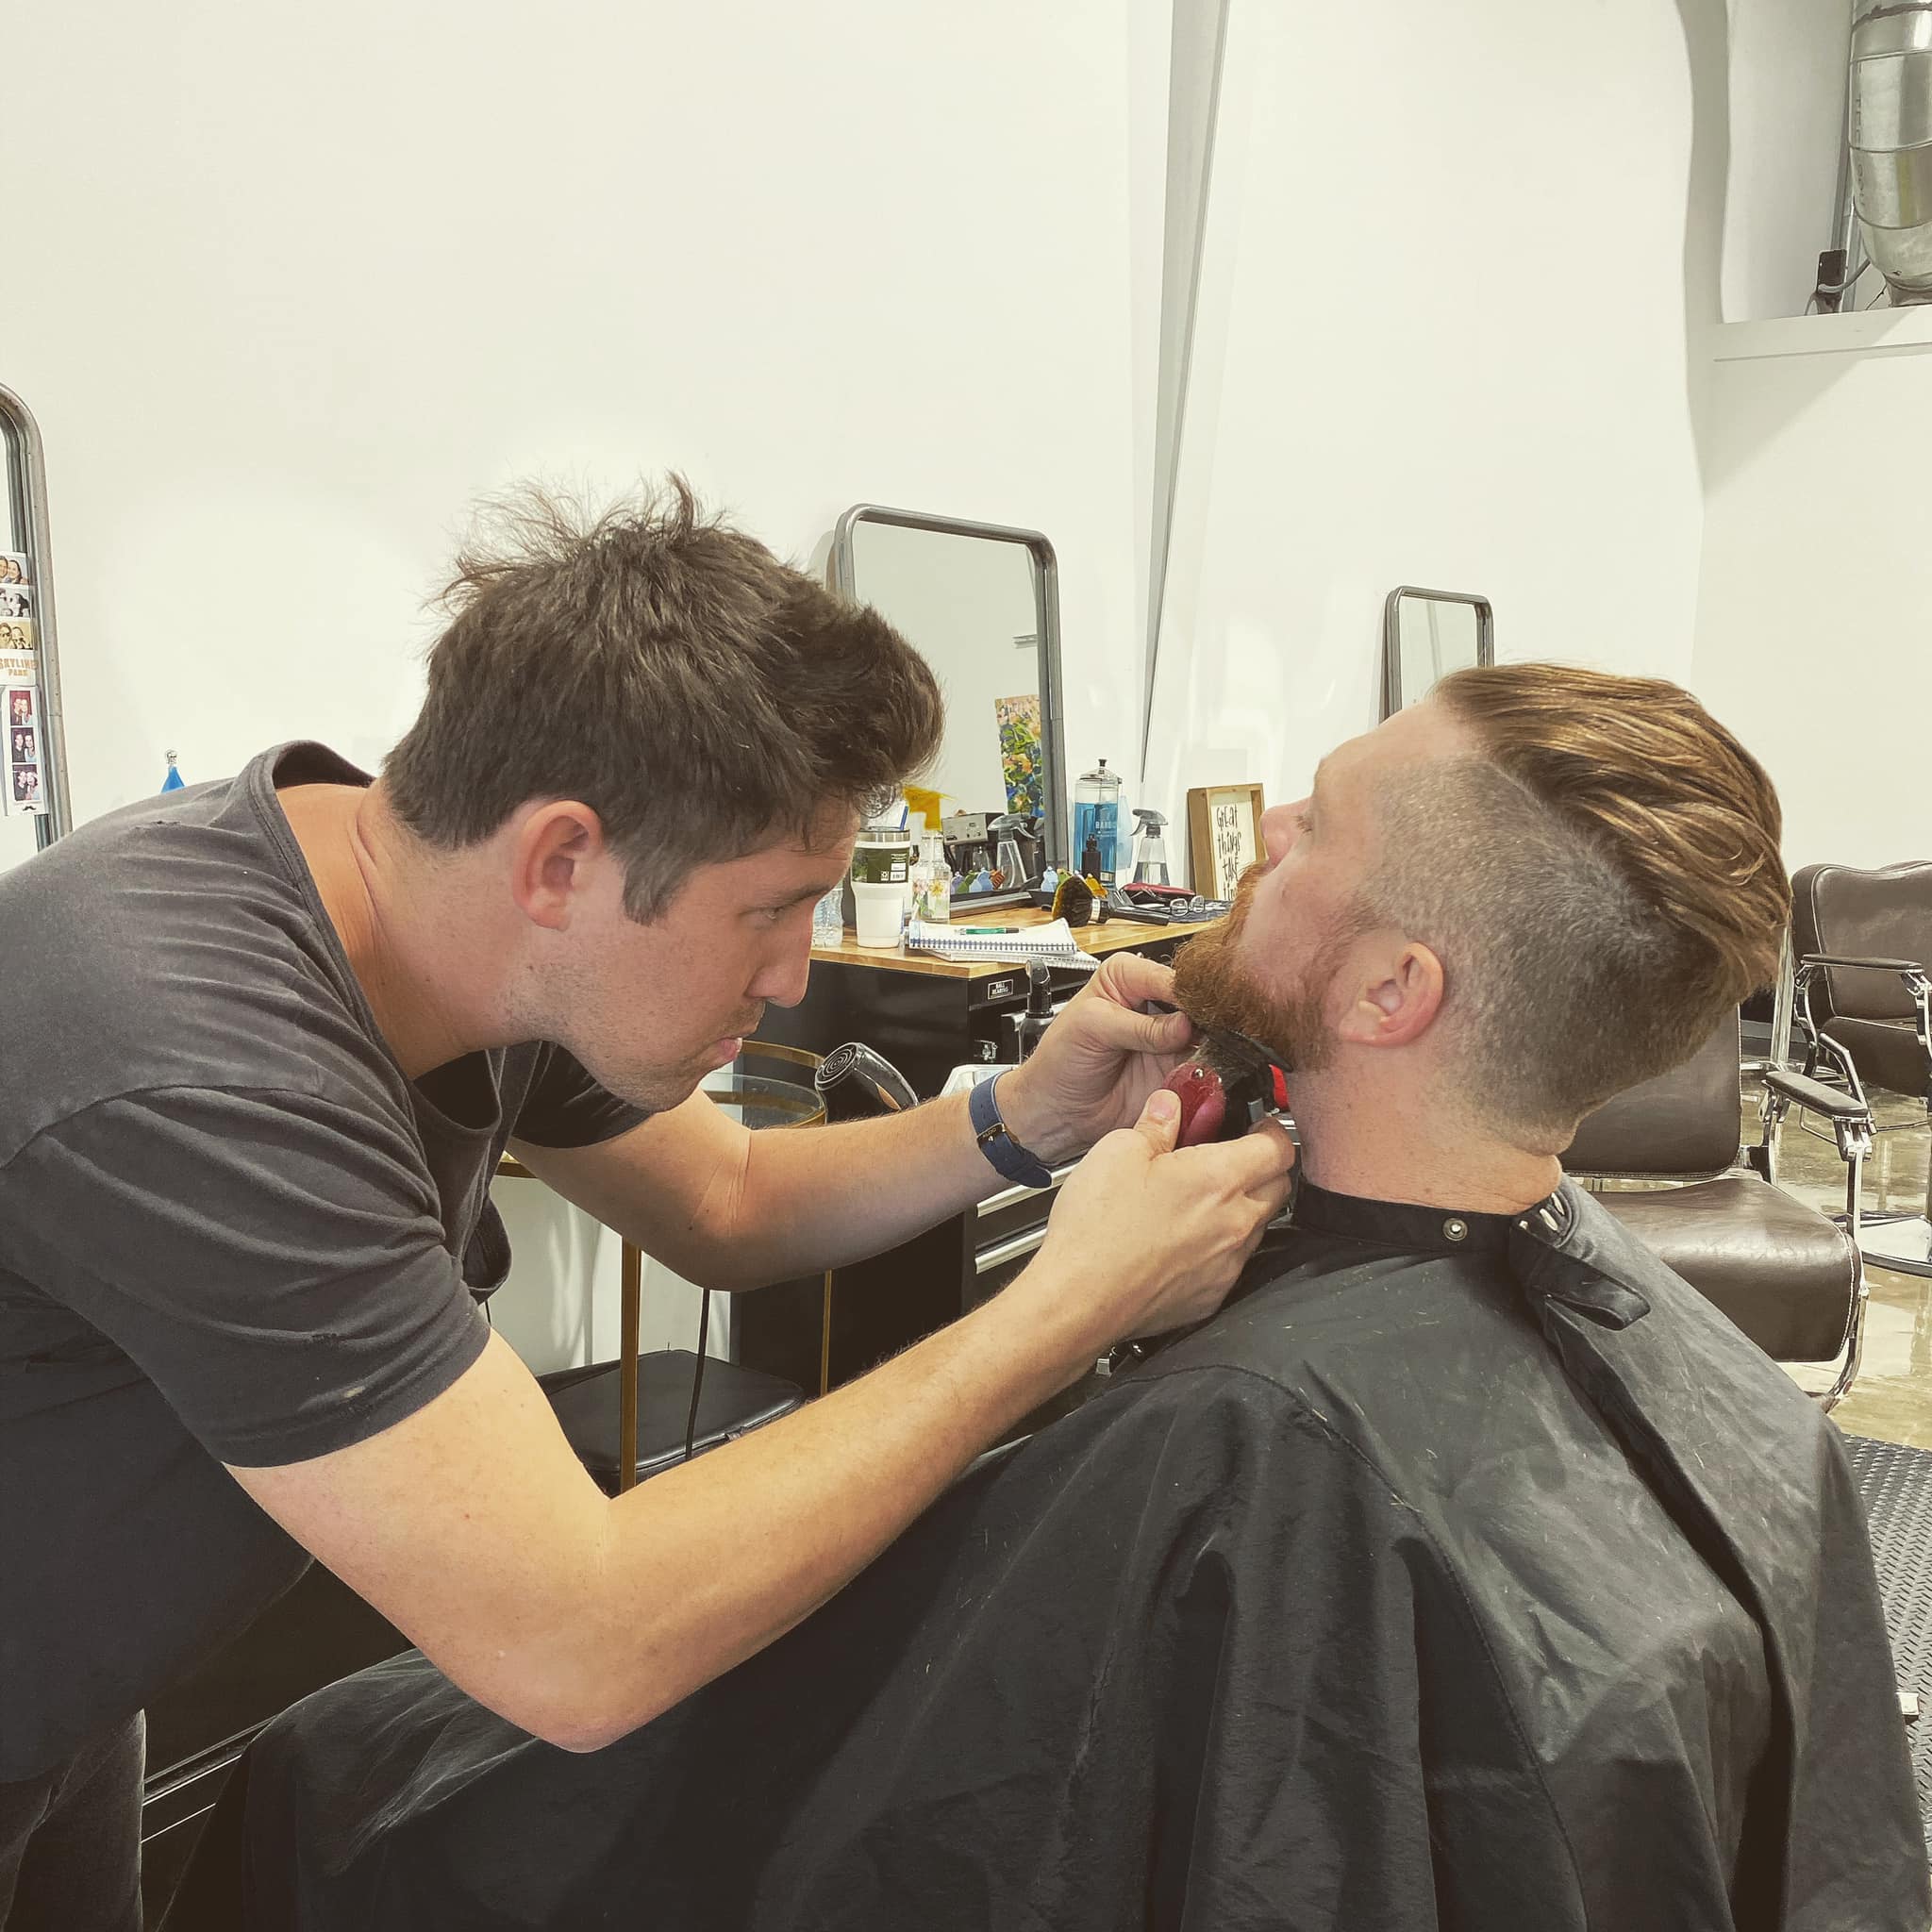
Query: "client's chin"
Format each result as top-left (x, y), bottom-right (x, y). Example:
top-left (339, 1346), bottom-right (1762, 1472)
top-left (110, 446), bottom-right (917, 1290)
top-left (1171, 921), bottom-right (1316, 1076)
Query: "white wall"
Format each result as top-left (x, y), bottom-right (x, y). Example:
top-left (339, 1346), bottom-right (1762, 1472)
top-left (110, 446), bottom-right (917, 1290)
top-left (1720, 0), bottom-right (1851, 324)
top-left (3, 0), bottom-right (1143, 1373)
top-left (1143, 0), bottom-right (1719, 848)
top-left (1692, 311), bottom-right (1932, 872)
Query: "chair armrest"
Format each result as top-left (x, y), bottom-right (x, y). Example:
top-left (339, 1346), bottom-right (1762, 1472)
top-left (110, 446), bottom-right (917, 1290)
top-left (1762, 1067), bottom-right (1873, 1125)
top-left (1798, 953), bottom-right (1926, 974)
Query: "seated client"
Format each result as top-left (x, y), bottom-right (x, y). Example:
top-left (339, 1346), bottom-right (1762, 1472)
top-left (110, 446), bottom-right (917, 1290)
top-left (208, 665), bottom-right (1927, 1931)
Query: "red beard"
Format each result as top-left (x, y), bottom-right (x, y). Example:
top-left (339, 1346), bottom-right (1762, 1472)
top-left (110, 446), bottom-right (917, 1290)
top-left (1171, 864), bottom-right (1342, 1077)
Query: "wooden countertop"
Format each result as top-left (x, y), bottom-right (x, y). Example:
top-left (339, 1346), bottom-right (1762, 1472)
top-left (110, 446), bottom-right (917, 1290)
top-left (809, 903), bottom-right (1221, 980)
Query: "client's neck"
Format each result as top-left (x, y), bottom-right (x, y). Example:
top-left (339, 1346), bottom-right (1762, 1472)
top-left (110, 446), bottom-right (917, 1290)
top-left (1289, 1070), bottom-right (1563, 1217)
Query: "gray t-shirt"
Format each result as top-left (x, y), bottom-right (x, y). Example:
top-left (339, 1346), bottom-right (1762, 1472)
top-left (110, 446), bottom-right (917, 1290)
top-left (0, 743), bottom-right (648, 1777)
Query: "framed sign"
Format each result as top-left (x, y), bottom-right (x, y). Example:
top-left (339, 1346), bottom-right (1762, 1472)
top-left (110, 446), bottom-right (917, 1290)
top-left (1186, 782), bottom-right (1266, 900)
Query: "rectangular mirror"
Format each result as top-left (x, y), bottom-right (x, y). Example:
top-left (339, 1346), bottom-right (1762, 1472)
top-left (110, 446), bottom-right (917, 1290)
top-left (1381, 586), bottom-right (1494, 717)
top-left (830, 506), bottom-right (1067, 901)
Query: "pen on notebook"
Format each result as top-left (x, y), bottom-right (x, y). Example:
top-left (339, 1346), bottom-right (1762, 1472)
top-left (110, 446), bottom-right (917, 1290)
top-left (958, 926), bottom-right (1020, 934)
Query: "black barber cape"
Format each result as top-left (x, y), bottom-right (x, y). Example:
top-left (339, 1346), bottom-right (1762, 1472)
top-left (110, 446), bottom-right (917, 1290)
top-left (207, 1181), bottom-right (1929, 1931)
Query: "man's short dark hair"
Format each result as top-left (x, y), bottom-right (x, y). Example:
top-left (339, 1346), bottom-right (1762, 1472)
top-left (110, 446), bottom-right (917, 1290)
top-left (385, 478), bottom-right (943, 918)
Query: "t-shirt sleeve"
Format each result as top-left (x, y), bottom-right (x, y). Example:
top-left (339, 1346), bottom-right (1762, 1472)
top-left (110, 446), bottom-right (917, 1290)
top-left (511, 1041), bottom-right (652, 1149)
top-left (0, 1084), bottom-right (489, 1468)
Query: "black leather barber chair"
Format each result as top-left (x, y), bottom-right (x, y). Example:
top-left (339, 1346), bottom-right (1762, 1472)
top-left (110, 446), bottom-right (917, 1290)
top-left (1563, 1011), bottom-right (1875, 1409)
top-left (1790, 860), bottom-right (1932, 1278)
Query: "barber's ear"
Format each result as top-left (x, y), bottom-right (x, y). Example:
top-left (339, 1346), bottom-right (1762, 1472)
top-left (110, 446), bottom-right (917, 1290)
top-left (1337, 941), bottom-right (1445, 1049)
top-left (509, 802), bottom-right (608, 931)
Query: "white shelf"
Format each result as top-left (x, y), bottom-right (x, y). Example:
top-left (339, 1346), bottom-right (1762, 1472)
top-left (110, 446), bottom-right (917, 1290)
top-left (1712, 305), bottom-right (1932, 364)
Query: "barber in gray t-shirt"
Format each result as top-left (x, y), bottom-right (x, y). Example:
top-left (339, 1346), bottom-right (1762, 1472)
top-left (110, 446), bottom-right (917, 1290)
top-left (0, 482), bottom-right (1295, 1928)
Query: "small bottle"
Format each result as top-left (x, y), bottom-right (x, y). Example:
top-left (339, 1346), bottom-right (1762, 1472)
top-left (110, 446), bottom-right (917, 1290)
top-left (811, 883), bottom-right (844, 945)
top-left (1014, 960), bottom-right (1057, 1061)
top-left (911, 832), bottom-right (951, 926)
top-left (902, 813), bottom-right (924, 923)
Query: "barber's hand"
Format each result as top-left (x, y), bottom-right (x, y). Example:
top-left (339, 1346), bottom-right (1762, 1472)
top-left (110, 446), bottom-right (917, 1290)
top-left (1027, 1089), bottom-right (1297, 1350)
top-left (995, 953), bottom-right (1197, 1166)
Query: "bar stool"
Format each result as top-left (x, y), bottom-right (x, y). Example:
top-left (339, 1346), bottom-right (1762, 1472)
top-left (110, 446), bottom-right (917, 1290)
top-left (508, 1043), bottom-right (824, 1493)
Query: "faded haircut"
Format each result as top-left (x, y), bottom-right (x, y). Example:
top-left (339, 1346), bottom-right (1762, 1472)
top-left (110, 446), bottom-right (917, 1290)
top-left (385, 477), bottom-right (944, 919)
top-left (1369, 665), bottom-right (1788, 1148)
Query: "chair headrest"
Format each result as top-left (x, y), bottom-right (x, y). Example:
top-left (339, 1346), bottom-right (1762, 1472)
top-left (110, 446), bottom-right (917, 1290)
top-left (1561, 1011), bottom-right (1741, 1179)
top-left (1792, 861), bottom-right (1932, 1023)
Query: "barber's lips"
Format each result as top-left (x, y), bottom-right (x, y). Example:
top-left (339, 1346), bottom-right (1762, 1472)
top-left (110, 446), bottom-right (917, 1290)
top-left (708, 1013), bottom-right (763, 1065)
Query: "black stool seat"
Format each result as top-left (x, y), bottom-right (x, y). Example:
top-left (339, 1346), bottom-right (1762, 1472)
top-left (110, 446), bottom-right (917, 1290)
top-left (541, 1352), bottom-right (804, 1491)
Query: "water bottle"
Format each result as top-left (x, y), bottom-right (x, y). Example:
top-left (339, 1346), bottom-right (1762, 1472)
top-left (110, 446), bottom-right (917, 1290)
top-left (811, 883), bottom-right (845, 946)
top-left (1073, 759), bottom-right (1124, 886)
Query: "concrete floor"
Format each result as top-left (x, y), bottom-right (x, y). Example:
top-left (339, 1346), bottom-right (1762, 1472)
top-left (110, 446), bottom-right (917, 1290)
top-left (1752, 1080), bottom-right (1932, 1445)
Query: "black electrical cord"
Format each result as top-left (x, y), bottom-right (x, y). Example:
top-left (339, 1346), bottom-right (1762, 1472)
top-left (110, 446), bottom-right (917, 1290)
top-left (683, 1290), bottom-right (709, 1461)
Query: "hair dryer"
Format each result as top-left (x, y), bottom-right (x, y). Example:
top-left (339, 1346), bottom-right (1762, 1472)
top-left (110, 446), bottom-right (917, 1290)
top-left (814, 1041), bottom-right (920, 1122)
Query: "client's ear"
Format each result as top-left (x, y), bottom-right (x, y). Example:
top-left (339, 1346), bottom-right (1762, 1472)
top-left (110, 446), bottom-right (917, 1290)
top-left (1336, 939), bottom-right (1446, 1051)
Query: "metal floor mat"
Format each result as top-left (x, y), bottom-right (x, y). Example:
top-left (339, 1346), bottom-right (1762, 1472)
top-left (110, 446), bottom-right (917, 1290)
top-left (1843, 1432), bottom-right (1932, 1843)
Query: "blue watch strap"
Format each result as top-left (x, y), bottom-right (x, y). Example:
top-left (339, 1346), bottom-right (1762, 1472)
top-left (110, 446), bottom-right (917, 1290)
top-left (969, 1072), bottom-right (1055, 1191)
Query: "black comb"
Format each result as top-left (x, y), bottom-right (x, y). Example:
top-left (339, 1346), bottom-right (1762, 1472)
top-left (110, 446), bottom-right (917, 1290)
top-left (1191, 1024), bottom-right (1284, 1141)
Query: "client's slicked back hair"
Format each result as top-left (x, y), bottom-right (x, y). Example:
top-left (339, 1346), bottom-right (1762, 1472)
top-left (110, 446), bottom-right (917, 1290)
top-left (1374, 664), bottom-right (1788, 1148)
top-left (385, 477), bottom-right (944, 919)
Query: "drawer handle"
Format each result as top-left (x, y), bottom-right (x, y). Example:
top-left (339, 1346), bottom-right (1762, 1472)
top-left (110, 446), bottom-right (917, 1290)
top-left (975, 1162), bottom-right (1077, 1219)
top-left (975, 1227), bottom-right (1050, 1275)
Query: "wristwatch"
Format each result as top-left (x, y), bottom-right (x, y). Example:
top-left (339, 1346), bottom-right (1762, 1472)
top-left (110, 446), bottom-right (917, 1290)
top-left (969, 1071), bottom-right (1055, 1191)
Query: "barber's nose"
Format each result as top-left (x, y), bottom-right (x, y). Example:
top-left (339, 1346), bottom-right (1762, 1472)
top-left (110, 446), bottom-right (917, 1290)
top-left (1260, 800), bottom-right (1305, 865)
top-left (750, 940), bottom-right (813, 1010)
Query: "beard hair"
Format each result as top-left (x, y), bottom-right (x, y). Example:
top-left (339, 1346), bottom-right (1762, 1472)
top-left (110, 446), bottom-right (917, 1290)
top-left (1171, 864), bottom-right (1354, 1075)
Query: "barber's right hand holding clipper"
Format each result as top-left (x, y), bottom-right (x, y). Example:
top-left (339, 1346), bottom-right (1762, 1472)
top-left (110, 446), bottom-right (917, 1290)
top-left (1021, 1090), bottom-right (1297, 1357)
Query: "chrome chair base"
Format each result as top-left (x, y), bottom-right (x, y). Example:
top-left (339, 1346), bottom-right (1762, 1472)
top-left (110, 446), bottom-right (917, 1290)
top-left (1860, 1213), bottom-right (1932, 1279)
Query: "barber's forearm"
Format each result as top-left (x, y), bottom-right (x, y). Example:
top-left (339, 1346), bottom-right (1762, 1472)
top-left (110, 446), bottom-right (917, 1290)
top-left (562, 1252), bottom-right (1105, 1747)
top-left (709, 1092), bottom-right (1024, 1288)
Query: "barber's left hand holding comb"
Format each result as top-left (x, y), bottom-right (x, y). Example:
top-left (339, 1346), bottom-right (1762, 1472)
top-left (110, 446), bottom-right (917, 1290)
top-left (995, 952), bottom-right (1198, 1167)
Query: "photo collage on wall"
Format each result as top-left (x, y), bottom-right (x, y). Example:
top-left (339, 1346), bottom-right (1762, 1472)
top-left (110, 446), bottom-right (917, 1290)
top-left (0, 553), bottom-right (46, 817)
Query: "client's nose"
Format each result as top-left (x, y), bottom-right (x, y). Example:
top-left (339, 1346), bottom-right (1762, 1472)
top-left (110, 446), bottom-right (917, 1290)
top-left (1259, 800), bottom-right (1306, 864)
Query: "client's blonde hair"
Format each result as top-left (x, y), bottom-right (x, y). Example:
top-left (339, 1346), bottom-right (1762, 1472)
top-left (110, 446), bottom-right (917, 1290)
top-left (1369, 663), bottom-right (1787, 1148)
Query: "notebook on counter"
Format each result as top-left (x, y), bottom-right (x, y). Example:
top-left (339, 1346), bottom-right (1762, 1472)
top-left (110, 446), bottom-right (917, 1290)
top-left (904, 918), bottom-right (1098, 965)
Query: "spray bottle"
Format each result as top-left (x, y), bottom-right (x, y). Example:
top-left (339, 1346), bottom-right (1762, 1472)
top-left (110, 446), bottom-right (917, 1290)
top-left (1008, 960), bottom-right (1058, 1063)
top-left (1130, 808), bottom-right (1170, 885)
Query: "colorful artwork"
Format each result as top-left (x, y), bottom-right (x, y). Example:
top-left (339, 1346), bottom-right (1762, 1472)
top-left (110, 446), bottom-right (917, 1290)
top-left (995, 692), bottom-right (1044, 819)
